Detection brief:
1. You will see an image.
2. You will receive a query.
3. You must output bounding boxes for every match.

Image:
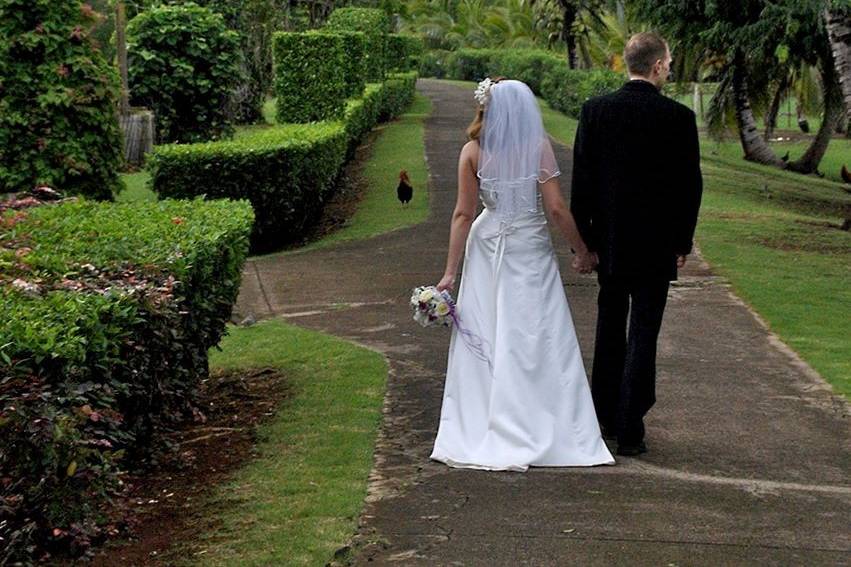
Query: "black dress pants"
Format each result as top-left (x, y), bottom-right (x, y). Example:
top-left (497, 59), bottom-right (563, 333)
top-left (591, 276), bottom-right (670, 446)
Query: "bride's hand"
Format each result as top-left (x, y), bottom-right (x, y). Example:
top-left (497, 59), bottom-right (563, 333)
top-left (572, 251), bottom-right (598, 274)
top-left (436, 274), bottom-right (456, 293)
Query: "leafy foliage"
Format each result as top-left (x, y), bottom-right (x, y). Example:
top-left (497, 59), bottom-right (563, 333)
top-left (433, 47), bottom-right (625, 118)
top-left (0, 0), bottom-right (124, 199)
top-left (127, 2), bottom-right (240, 143)
top-left (150, 72), bottom-right (417, 253)
top-left (326, 7), bottom-right (391, 81)
top-left (273, 31), bottom-right (349, 123)
top-left (0, 198), bottom-right (254, 562)
top-left (387, 34), bottom-right (426, 72)
top-left (191, 0), bottom-right (282, 124)
top-left (338, 31), bottom-right (368, 98)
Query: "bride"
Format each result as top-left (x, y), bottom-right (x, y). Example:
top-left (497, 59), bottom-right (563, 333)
top-left (431, 78), bottom-right (615, 471)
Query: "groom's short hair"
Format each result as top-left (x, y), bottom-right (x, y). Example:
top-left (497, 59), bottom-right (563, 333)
top-left (624, 32), bottom-right (668, 77)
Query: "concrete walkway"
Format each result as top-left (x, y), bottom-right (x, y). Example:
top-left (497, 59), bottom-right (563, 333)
top-left (235, 80), bottom-right (850, 566)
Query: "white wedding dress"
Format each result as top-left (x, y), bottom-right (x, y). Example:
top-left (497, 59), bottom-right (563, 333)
top-left (430, 80), bottom-right (614, 472)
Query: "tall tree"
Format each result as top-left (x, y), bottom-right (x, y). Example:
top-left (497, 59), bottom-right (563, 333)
top-left (824, 4), bottom-right (851, 128)
top-left (631, 0), bottom-right (842, 173)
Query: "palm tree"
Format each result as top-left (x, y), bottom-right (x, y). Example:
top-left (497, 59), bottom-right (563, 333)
top-left (400, 0), bottom-right (545, 49)
top-left (824, 6), bottom-right (851, 130)
top-left (529, 0), bottom-right (606, 68)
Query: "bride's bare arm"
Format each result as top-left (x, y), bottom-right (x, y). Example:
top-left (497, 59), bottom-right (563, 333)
top-left (540, 177), bottom-right (597, 273)
top-left (436, 141), bottom-right (479, 292)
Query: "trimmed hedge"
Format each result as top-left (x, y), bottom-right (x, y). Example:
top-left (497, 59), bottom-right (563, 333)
top-left (338, 31), bottom-right (367, 98)
top-left (273, 31), bottom-right (348, 123)
top-left (387, 34), bottom-right (425, 72)
top-left (0, 198), bottom-right (253, 561)
top-left (325, 7), bottom-right (390, 81)
top-left (150, 124), bottom-right (348, 253)
top-left (424, 48), bottom-right (625, 119)
top-left (127, 3), bottom-right (241, 143)
top-left (0, 0), bottom-right (124, 199)
top-left (150, 72), bottom-right (418, 253)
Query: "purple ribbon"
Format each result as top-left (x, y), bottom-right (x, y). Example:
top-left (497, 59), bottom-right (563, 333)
top-left (441, 291), bottom-right (493, 371)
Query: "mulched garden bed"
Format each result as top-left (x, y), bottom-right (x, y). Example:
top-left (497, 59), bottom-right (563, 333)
top-left (85, 367), bottom-right (291, 566)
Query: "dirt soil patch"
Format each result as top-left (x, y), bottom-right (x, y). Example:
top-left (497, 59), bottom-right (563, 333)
top-left (287, 127), bottom-right (384, 249)
top-left (85, 367), bottom-right (292, 567)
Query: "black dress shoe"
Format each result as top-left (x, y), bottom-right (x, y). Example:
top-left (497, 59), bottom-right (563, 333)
top-left (616, 442), bottom-right (647, 456)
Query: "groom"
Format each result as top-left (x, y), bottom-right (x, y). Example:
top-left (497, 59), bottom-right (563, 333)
top-left (570, 32), bottom-right (703, 456)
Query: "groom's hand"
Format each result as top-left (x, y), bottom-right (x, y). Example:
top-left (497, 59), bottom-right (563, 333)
top-left (677, 255), bottom-right (687, 268)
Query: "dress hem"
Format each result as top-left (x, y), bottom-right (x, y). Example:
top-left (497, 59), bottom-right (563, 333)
top-left (430, 453), bottom-right (616, 472)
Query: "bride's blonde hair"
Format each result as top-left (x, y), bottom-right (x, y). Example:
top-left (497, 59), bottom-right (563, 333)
top-left (467, 76), bottom-right (505, 141)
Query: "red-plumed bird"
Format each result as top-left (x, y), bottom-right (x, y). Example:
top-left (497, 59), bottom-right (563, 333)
top-left (841, 164), bottom-right (851, 185)
top-left (397, 170), bottom-right (413, 205)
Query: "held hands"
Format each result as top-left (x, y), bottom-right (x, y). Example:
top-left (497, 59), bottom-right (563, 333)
top-left (436, 273), bottom-right (456, 293)
top-left (572, 250), bottom-right (598, 274)
top-left (677, 255), bottom-right (688, 269)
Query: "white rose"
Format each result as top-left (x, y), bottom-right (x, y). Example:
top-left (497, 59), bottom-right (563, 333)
top-left (418, 289), bottom-right (435, 303)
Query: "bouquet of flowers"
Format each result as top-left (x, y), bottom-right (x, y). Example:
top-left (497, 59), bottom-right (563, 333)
top-left (410, 285), bottom-right (454, 328)
top-left (410, 284), bottom-right (493, 370)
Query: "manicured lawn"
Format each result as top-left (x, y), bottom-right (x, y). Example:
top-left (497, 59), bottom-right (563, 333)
top-left (291, 92), bottom-right (433, 253)
top-left (696, 156), bottom-right (850, 397)
top-left (703, 137), bottom-right (851, 184)
top-left (181, 320), bottom-right (388, 565)
top-left (117, 170), bottom-right (155, 203)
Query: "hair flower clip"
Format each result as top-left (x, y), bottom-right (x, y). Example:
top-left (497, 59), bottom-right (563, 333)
top-left (474, 77), bottom-right (494, 107)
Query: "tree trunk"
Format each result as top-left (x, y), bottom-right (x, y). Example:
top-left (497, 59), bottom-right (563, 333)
top-left (764, 74), bottom-right (789, 141)
top-left (119, 110), bottom-right (155, 166)
top-left (825, 8), bottom-right (851, 127)
top-left (731, 60), bottom-right (785, 167)
top-left (787, 60), bottom-right (844, 174)
top-left (115, 1), bottom-right (130, 115)
top-left (560, 2), bottom-right (578, 69)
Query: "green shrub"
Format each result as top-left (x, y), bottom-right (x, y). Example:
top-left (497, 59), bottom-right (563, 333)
top-left (337, 31), bottom-right (367, 99)
top-left (0, 0), bottom-right (123, 199)
top-left (541, 67), bottom-right (624, 118)
top-left (378, 72), bottom-right (418, 121)
top-left (127, 3), bottom-right (240, 143)
top-left (419, 49), bottom-right (452, 79)
top-left (440, 48), bottom-right (625, 119)
top-left (498, 50), bottom-right (564, 94)
top-left (387, 34), bottom-right (425, 72)
top-left (150, 124), bottom-right (348, 252)
top-left (273, 31), bottom-right (348, 123)
top-left (0, 198), bottom-right (253, 561)
top-left (190, 0), bottom-right (280, 124)
top-left (325, 7), bottom-right (390, 81)
top-left (150, 74), bottom-right (417, 252)
top-left (446, 48), bottom-right (500, 81)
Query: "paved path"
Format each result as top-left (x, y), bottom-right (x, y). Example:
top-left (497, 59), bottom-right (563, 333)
top-left (236, 80), bottom-right (850, 565)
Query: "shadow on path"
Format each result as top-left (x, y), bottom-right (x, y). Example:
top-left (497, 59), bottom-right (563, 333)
top-left (235, 79), bottom-right (850, 565)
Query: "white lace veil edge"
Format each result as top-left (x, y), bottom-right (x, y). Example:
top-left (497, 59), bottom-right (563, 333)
top-left (475, 80), bottom-right (561, 202)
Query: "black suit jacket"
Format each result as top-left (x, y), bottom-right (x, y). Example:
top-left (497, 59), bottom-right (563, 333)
top-left (570, 80), bottom-right (703, 281)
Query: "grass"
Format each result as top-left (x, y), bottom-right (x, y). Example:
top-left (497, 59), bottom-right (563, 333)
top-left (120, 93), bottom-right (432, 253)
top-left (703, 137), bottom-right (851, 184)
top-left (296, 92), bottom-right (432, 252)
top-left (182, 320), bottom-right (388, 565)
top-left (117, 170), bottom-right (155, 203)
top-left (696, 159), bottom-right (850, 398)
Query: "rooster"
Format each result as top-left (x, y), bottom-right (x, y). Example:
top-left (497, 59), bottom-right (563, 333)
top-left (397, 170), bottom-right (413, 205)
top-left (842, 164), bottom-right (851, 185)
